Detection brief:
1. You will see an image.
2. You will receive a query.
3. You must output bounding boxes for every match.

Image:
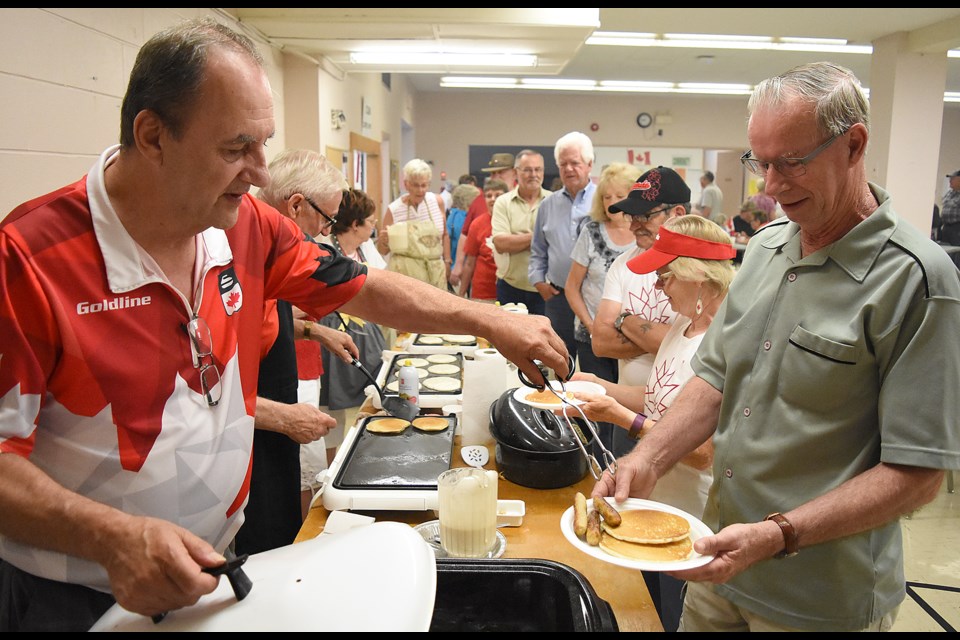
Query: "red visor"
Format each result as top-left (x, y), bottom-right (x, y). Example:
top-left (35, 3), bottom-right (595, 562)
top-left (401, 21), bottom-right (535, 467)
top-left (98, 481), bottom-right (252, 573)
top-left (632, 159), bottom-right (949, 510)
top-left (627, 226), bottom-right (736, 274)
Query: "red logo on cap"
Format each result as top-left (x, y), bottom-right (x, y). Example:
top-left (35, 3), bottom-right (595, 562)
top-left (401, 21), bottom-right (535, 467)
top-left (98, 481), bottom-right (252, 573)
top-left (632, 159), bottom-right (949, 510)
top-left (630, 169), bottom-right (662, 201)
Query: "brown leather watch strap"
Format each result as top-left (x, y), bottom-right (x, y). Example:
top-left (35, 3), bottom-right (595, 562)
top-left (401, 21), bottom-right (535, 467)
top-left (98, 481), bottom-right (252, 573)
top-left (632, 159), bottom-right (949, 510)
top-left (765, 512), bottom-right (799, 559)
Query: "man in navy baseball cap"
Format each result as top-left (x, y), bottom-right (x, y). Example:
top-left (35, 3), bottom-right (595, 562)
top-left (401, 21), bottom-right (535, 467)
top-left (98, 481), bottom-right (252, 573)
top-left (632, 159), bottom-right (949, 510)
top-left (609, 166), bottom-right (692, 218)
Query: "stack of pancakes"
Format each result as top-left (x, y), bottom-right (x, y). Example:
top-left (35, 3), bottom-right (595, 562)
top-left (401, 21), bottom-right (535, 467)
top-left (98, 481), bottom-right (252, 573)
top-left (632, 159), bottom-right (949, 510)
top-left (599, 509), bottom-right (693, 562)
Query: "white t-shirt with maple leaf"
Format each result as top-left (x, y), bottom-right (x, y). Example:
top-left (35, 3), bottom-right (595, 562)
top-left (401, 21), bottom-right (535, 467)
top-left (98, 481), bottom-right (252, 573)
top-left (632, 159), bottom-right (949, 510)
top-left (600, 246), bottom-right (677, 386)
top-left (643, 314), bottom-right (713, 518)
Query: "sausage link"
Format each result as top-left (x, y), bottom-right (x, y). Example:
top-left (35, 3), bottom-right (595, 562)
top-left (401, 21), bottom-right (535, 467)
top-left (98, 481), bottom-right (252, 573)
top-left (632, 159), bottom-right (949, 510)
top-left (573, 492), bottom-right (588, 538)
top-left (586, 509), bottom-right (602, 546)
top-left (594, 496), bottom-right (622, 527)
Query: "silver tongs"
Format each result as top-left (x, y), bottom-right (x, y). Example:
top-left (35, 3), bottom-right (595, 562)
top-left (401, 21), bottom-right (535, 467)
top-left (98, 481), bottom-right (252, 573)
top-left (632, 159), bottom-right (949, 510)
top-left (518, 357), bottom-right (617, 480)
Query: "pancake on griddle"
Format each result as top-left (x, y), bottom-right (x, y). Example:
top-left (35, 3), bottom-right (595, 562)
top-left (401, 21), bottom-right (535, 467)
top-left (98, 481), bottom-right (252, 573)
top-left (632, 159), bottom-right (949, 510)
top-left (427, 363), bottom-right (460, 376)
top-left (422, 376), bottom-right (461, 392)
top-left (365, 418), bottom-right (411, 434)
top-left (412, 416), bottom-right (449, 432)
top-left (601, 509), bottom-right (691, 544)
top-left (599, 531), bottom-right (693, 563)
top-left (426, 353), bottom-right (458, 364)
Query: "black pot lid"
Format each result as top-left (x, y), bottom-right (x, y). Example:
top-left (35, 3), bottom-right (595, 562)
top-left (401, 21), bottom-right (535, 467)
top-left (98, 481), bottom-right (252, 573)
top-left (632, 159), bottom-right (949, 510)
top-left (488, 389), bottom-right (583, 453)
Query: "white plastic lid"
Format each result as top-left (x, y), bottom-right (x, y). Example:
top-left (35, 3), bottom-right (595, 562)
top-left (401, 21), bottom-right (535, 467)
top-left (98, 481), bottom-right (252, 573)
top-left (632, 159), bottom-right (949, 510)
top-left (90, 521), bottom-right (437, 632)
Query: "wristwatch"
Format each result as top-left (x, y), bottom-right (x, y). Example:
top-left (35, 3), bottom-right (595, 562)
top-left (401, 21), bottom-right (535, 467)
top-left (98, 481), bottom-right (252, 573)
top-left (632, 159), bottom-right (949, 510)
top-left (614, 311), bottom-right (632, 334)
top-left (303, 321), bottom-right (313, 339)
top-left (765, 512), bottom-right (799, 559)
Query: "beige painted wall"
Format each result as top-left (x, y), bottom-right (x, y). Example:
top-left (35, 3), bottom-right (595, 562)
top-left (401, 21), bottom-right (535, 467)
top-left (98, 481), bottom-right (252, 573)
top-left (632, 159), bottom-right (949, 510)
top-left (0, 8), bottom-right (286, 217)
top-left (1, 8), bottom-right (958, 236)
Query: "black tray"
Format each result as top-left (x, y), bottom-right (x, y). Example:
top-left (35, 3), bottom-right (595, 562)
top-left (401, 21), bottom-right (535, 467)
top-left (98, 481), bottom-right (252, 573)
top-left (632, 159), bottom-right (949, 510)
top-left (331, 415), bottom-right (457, 490)
top-left (383, 352), bottom-right (464, 396)
top-left (413, 334), bottom-right (478, 348)
top-left (430, 558), bottom-right (618, 632)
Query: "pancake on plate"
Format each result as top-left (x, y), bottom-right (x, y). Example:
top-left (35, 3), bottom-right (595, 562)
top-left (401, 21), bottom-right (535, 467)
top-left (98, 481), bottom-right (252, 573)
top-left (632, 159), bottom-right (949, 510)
top-left (426, 353), bottom-right (458, 364)
top-left (524, 388), bottom-right (573, 404)
top-left (365, 418), bottom-right (411, 434)
top-left (601, 509), bottom-right (691, 544)
top-left (598, 531), bottom-right (693, 563)
top-left (422, 376), bottom-right (461, 392)
top-left (427, 363), bottom-right (460, 376)
top-left (412, 416), bottom-right (449, 432)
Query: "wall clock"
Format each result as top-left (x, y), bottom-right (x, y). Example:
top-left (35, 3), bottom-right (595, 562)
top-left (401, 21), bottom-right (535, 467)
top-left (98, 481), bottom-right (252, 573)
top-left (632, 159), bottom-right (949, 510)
top-left (636, 112), bottom-right (653, 129)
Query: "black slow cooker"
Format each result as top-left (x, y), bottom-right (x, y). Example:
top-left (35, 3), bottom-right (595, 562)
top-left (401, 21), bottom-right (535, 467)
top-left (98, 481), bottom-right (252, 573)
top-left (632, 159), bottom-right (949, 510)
top-left (488, 388), bottom-right (593, 489)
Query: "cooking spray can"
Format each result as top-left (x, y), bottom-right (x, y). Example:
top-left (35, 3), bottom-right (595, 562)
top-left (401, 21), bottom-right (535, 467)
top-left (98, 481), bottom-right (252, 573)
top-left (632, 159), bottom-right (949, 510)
top-left (398, 359), bottom-right (420, 409)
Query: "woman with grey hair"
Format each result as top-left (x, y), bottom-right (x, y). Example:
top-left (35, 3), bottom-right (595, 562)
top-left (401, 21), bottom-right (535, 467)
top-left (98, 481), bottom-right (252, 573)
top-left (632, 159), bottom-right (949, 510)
top-left (377, 158), bottom-right (450, 289)
top-left (446, 183), bottom-right (481, 289)
top-left (570, 214), bottom-right (737, 632)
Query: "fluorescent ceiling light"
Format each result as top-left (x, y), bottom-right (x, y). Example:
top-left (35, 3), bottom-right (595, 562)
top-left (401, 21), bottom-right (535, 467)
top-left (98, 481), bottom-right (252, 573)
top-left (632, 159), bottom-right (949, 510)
top-left (520, 78), bottom-right (597, 90)
top-left (350, 51), bottom-right (537, 67)
top-left (666, 33), bottom-right (771, 43)
top-left (442, 76), bottom-right (517, 85)
top-left (441, 77), bottom-right (952, 102)
top-left (440, 77), bottom-right (520, 89)
top-left (677, 82), bottom-right (753, 95)
top-left (586, 31), bottom-right (872, 54)
top-left (779, 36), bottom-right (848, 46)
top-left (949, 50), bottom-right (960, 59)
top-left (598, 80), bottom-right (676, 90)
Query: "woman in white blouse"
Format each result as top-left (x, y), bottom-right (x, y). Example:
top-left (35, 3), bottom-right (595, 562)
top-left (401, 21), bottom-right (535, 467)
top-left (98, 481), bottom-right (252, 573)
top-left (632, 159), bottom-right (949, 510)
top-left (570, 215), bottom-right (736, 633)
top-left (377, 158), bottom-right (450, 288)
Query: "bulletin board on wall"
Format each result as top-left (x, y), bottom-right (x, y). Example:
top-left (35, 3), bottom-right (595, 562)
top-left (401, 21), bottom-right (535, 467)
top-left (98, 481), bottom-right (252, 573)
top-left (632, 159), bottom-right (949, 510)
top-left (594, 146), bottom-right (705, 204)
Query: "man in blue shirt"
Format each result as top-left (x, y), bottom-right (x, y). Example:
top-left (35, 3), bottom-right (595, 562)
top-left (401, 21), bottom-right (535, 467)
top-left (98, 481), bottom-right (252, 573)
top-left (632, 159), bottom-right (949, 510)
top-left (529, 131), bottom-right (597, 361)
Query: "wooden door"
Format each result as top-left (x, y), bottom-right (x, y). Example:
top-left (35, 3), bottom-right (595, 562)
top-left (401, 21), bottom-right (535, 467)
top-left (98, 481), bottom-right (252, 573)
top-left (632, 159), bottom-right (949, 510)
top-left (350, 133), bottom-right (383, 226)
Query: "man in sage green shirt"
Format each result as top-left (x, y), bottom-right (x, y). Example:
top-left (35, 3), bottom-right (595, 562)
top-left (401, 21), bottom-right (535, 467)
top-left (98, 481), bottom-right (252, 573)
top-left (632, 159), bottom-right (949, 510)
top-left (490, 149), bottom-right (551, 315)
top-left (593, 62), bottom-right (960, 632)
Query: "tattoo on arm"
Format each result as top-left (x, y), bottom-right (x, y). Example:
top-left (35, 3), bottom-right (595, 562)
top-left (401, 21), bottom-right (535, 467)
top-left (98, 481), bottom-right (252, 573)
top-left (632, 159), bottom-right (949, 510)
top-left (637, 321), bottom-right (654, 334)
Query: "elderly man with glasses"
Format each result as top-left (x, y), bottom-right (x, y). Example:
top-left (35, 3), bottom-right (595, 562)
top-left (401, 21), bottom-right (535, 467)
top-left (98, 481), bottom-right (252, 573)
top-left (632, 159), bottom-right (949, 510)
top-left (591, 166), bottom-right (689, 460)
top-left (529, 131), bottom-right (597, 362)
top-left (595, 62), bottom-right (960, 632)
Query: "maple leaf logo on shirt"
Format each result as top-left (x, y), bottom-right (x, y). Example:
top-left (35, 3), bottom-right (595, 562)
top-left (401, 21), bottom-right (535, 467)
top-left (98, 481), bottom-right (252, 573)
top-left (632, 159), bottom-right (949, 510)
top-left (218, 268), bottom-right (243, 316)
top-left (644, 357), bottom-right (682, 416)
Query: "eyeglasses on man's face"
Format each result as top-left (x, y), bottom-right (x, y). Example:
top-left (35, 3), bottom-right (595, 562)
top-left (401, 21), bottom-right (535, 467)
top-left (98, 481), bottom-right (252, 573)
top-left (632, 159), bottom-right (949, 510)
top-left (741, 128), bottom-right (850, 179)
top-left (304, 195), bottom-right (338, 231)
top-left (626, 205), bottom-right (672, 221)
top-left (186, 315), bottom-right (221, 407)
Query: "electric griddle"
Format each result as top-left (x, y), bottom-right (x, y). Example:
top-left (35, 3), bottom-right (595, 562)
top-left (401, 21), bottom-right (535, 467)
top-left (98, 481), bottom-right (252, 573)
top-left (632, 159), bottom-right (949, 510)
top-left (317, 414), bottom-right (457, 512)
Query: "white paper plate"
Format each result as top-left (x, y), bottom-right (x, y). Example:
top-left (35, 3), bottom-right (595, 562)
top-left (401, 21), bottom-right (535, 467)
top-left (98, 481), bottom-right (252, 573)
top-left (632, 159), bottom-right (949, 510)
top-left (512, 380), bottom-right (605, 410)
top-left (559, 498), bottom-right (715, 572)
